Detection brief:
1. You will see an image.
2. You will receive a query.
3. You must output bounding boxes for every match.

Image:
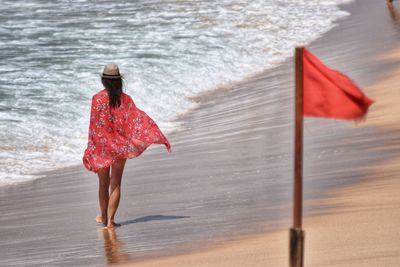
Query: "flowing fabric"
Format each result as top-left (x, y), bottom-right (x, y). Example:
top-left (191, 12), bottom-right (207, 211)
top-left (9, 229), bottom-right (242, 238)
top-left (303, 48), bottom-right (374, 120)
top-left (83, 89), bottom-right (171, 172)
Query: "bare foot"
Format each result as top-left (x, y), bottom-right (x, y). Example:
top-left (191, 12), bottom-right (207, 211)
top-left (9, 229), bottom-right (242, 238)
top-left (95, 215), bottom-right (103, 223)
top-left (96, 215), bottom-right (107, 225)
top-left (103, 221), bottom-right (121, 229)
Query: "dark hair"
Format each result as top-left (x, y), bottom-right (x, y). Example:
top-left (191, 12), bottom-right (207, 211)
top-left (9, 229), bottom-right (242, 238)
top-left (101, 77), bottom-right (123, 109)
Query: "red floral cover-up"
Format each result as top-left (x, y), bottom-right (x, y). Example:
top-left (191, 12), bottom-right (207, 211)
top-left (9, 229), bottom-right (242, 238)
top-left (83, 89), bottom-right (171, 172)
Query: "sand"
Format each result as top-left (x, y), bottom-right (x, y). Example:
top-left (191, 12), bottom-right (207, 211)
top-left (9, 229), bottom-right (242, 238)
top-left (1, 0), bottom-right (399, 266)
top-left (124, 158), bottom-right (400, 266)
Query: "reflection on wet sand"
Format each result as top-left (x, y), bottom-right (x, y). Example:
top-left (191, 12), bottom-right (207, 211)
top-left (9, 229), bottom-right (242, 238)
top-left (101, 228), bottom-right (130, 265)
top-left (387, 0), bottom-right (400, 27)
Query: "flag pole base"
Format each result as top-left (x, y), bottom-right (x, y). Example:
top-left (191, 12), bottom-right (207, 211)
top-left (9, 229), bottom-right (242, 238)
top-left (289, 228), bottom-right (305, 267)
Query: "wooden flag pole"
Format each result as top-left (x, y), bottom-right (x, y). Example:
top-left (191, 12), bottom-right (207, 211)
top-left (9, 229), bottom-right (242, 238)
top-left (290, 47), bottom-right (305, 267)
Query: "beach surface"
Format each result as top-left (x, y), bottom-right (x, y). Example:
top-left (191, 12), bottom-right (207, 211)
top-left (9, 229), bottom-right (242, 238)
top-left (125, 48), bottom-right (400, 267)
top-left (1, 0), bottom-right (400, 266)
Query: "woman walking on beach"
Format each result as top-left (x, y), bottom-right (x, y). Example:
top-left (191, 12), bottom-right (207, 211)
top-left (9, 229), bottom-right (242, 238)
top-left (83, 64), bottom-right (171, 228)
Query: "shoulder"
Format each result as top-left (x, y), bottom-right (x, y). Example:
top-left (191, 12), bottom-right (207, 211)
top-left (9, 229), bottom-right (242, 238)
top-left (121, 92), bottom-right (134, 103)
top-left (121, 92), bottom-right (136, 109)
top-left (92, 89), bottom-right (108, 102)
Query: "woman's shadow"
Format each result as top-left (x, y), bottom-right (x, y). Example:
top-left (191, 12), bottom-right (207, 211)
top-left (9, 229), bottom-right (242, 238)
top-left (119, 214), bottom-right (190, 226)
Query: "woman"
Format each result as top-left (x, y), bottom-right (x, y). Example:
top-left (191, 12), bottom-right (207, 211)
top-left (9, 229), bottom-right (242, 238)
top-left (83, 63), bottom-right (171, 228)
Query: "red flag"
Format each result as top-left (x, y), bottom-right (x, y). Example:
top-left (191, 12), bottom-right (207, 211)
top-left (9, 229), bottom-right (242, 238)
top-left (302, 48), bottom-right (374, 120)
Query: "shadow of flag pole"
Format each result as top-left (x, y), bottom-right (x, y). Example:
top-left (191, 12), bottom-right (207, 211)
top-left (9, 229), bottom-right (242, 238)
top-left (290, 47), bottom-right (305, 267)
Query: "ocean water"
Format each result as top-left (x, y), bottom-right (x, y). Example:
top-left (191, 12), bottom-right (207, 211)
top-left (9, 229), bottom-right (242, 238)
top-left (0, 0), bottom-right (351, 185)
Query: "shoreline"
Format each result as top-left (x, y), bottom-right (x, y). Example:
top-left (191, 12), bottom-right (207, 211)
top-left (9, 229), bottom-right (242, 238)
top-left (0, 1), bottom-right (352, 187)
top-left (1, 0), bottom-right (400, 266)
top-left (0, 0), bottom-right (378, 188)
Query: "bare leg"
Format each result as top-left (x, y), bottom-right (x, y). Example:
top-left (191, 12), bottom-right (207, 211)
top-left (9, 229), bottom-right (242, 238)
top-left (106, 158), bottom-right (126, 228)
top-left (97, 167), bottom-right (110, 226)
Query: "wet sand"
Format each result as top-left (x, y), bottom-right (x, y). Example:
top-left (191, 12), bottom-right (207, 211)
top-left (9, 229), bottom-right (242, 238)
top-left (1, 0), bottom-right (400, 266)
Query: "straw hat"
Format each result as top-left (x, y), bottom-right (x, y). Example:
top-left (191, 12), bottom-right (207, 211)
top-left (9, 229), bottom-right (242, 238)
top-left (101, 63), bottom-right (122, 79)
